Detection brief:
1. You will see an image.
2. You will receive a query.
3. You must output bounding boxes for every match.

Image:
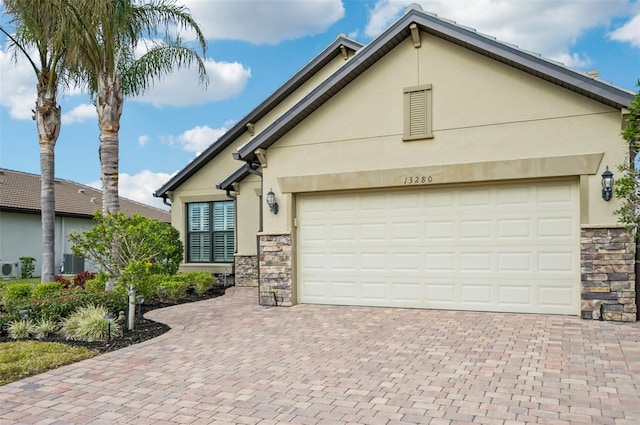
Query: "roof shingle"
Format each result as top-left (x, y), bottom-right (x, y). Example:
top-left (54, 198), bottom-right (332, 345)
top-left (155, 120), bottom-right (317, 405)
top-left (0, 168), bottom-right (170, 222)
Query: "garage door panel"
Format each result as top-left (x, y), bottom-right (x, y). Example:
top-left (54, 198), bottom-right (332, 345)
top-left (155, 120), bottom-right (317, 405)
top-left (298, 180), bottom-right (579, 314)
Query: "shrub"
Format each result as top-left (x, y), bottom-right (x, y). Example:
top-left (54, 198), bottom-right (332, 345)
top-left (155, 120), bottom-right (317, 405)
top-left (0, 314), bottom-right (10, 337)
top-left (183, 272), bottom-right (214, 295)
top-left (73, 271), bottom-right (95, 288)
top-left (84, 278), bottom-right (104, 293)
top-left (19, 257), bottom-right (36, 279)
top-left (7, 319), bottom-right (35, 339)
top-left (55, 275), bottom-right (72, 287)
top-left (33, 319), bottom-right (60, 339)
top-left (8, 289), bottom-right (126, 323)
top-left (60, 305), bottom-right (122, 342)
top-left (162, 277), bottom-right (190, 302)
top-left (32, 282), bottom-right (64, 299)
top-left (84, 273), bottom-right (108, 292)
top-left (3, 283), bottom-right (33, 306)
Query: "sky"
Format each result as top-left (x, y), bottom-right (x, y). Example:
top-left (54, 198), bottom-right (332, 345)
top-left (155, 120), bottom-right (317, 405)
top-left (1, 0), bottom-right (639, 211)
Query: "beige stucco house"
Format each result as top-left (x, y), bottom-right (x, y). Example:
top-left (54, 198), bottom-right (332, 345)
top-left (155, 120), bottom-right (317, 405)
top-left (155, 6), bottom-right (637, 321)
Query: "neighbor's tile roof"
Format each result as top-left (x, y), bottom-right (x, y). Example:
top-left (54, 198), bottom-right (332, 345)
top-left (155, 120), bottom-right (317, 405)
top-left (0, 168), bottom-right (170, 222)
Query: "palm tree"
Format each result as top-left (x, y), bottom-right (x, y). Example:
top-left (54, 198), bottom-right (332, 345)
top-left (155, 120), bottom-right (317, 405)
top-left (67, 0), bottom-right (208, 215)
top-left (1, 0), bottom-right (76, 282)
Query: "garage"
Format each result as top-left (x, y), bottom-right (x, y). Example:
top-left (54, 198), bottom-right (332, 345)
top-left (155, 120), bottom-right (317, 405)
top-left (297, 179), bottom-right (580, 314)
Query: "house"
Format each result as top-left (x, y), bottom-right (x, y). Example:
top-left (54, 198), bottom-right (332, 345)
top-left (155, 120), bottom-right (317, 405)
top-left (155, 5), bottom-right (637, 321)
top-left (0, 168), bottom-right (170, 277)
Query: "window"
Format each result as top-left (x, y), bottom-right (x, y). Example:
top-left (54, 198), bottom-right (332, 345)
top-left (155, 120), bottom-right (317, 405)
top-left (403, 84), bottom-right (433, 141)
top-left (187, 201), bottom-right (234, 263)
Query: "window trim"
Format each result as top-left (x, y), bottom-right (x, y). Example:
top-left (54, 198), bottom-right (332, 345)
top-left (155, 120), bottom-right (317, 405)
top-left (403, 84), bottom-right (433, 141)
top-left (186, 200), bottom-right (235, 264)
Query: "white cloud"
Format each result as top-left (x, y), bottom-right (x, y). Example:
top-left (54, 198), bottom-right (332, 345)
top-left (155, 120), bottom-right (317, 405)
top-left (61, 103), bottom-right (96, 124)
top-left (0, 48), bottom-right (37, 120)
top-left (181, 0), bottom-right (345, 44)
top-left (138, 134), bottom-right (150, 147)
top-left (87, 169), bottom-right (175, 211)
top-left (177, 125), bottom-right (229, 154)
top-left (550, 52), bottom-right (592, 69)
top-left (364, 0), bottom-right (629, 68)
top-left (609, 13), bottom-right (640, 47)
top-left (133, 58), bottom-right (251, 107)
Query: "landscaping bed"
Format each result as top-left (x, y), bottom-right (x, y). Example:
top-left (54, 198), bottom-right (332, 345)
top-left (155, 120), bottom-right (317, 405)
top-left (0, 286), bottom-right (226, 353)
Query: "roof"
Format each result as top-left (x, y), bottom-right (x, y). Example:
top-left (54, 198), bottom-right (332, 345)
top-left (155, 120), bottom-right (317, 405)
top-left (234, 6), bottom-right (635, 163)
top-left (154, 35), bottom-right (363, 198)
top-left (0, 168), bottom-right (171, 222)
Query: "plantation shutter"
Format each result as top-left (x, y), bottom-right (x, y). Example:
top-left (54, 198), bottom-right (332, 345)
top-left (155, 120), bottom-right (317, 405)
top-left (187, 203), bottom-right (211, 262)
top-left (213, 201), bottom-right (234, 263)
top-left (403, 84), bottom-right (433, 140)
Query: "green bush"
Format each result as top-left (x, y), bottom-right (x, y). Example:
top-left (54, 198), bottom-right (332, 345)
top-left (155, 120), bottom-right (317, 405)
top-left (182, 272), bottom-right (213, 295)
top-left (162, 277), bottom-right (190, 302)
top-left (7, 319), bottom-right (35, 339)
top-left (6, 289), bottom-right (126, 322)
top-left (84, 273), bottom-right (109, 292)
top-left (60, 305), bottom-right (122, 342)
top-left (19, 257), bottom-right (36, 279)
top-left (4, 283), bottom-right (33, 304)
top-left (32, 282), bottom-right (64, 299)
top-left (0, 281), bottom-right (9, 301)
top-left (84, 278), bottom-right (104, 293)
top-left (33, 319), bottom-right (60, 340)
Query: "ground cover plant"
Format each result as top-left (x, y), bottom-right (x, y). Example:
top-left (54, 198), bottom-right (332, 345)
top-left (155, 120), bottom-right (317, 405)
top-left (0, 341), bottom-right (96, 386)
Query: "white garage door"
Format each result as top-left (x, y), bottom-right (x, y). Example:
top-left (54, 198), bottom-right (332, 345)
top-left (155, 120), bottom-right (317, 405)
top-left (297, 179), bottom-right (580, 314)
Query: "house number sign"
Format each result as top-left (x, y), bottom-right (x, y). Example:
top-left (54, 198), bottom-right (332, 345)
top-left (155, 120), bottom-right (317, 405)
top-left (403, 175), bottom-right (433, 184)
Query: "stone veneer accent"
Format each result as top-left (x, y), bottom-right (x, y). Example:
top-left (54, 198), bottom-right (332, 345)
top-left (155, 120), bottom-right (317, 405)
top-left (234, 255), bottom-right (259, 287)
top-left (581, 227), bottom-right (637, 322)
top-left (259, 234), bottom-right (292, 306)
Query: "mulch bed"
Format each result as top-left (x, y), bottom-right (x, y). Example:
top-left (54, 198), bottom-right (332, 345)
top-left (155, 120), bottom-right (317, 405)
top-left (0, 287), bottom-right (226, 353)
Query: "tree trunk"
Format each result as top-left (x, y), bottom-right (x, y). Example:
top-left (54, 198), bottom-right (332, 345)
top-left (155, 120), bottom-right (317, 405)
top-left (35, 75), bottom-right (61, 283)
top-left (96, 72), bottom-right (123, 290)
top-left (96, 72), bottom-right (123, 215)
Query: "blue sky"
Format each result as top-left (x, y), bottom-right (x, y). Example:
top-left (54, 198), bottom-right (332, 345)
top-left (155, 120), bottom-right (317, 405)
top-left (1, 0), bottom-right (639, 210)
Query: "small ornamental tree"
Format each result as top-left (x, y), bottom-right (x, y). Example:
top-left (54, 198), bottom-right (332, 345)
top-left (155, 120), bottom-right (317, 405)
top-left (614, 81), bottom-right (640, 234)
top-left (68, 212), bottom-right (183, 290)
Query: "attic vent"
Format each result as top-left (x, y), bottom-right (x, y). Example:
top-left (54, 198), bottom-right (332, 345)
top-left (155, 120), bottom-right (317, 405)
top-left (78, 189), bottom-right (85, 194)
top-left (403, 84), bottom-right (433, 141)
top-left (90, 197), bottom-right (96, 203)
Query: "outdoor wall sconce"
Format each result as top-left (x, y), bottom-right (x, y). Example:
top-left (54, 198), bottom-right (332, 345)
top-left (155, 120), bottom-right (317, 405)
top-left (266, 188), bottom-right (279, 214)
top-left (601, 166), bottom-right (614, 201)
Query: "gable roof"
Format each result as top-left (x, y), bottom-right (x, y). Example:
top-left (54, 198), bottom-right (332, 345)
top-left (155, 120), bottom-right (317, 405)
top-left (154, 35), bottom-right (363, 198)
top-left (0, 168), bottom-right (171, 222)
top-left (234, 6), bottom-right (635, 163)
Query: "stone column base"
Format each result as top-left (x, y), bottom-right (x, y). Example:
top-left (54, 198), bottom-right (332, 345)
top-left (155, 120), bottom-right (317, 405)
top-left (234, 255), bottom-right (258, 287)
top-left (581, 227), bottom-right (637, 322)
top-left (259, 233), bottom-right (292, 306)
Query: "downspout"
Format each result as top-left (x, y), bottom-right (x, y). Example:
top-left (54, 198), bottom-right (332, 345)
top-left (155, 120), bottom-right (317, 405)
top-left (161, 195), bottom-right (171, 207)
top-left (247, 165), bottom-right (264, 305)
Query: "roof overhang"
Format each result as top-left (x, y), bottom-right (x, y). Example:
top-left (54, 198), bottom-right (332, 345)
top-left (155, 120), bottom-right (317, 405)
top-left (235, 8), bottom-right (634, 163)
top-left (154, 36), bottom-right (363, 198)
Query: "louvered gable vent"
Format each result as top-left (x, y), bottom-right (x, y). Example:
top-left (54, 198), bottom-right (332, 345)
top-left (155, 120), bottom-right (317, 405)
top-left (403, 84), bottom-right (433, 141)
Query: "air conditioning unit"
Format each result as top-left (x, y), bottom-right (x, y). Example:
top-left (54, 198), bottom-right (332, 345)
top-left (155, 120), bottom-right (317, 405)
top-left (0, 261), bottom-right (20, 279)
top-left (63, 254), bottom-right (85, 274)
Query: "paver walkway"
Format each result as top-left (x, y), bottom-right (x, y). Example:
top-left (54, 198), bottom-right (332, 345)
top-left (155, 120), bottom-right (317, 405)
top-left (1, 287), bottom-right (640, 425)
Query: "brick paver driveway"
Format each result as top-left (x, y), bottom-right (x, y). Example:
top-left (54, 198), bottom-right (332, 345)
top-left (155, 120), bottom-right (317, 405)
top-left (1, 287), bottom-right (640, 425)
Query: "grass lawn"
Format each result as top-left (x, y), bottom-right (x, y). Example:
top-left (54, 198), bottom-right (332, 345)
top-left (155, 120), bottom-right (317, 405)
top-left (0, 341), bottom-right (96, 386)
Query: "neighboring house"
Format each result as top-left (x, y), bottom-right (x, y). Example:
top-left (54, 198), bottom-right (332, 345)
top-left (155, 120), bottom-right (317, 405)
top-left (155, 6), bottom-right (637, 321)
top-left (0, 168), bottom-right (170, 278)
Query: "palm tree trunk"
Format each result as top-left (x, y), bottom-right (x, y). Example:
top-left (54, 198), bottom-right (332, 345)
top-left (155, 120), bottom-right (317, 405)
top-left (35, 79), bottom-right (61, 283)
top-left (40, 141), bottom-right (56, 282)
top-left (97, 73), bottom-right (123, 215)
